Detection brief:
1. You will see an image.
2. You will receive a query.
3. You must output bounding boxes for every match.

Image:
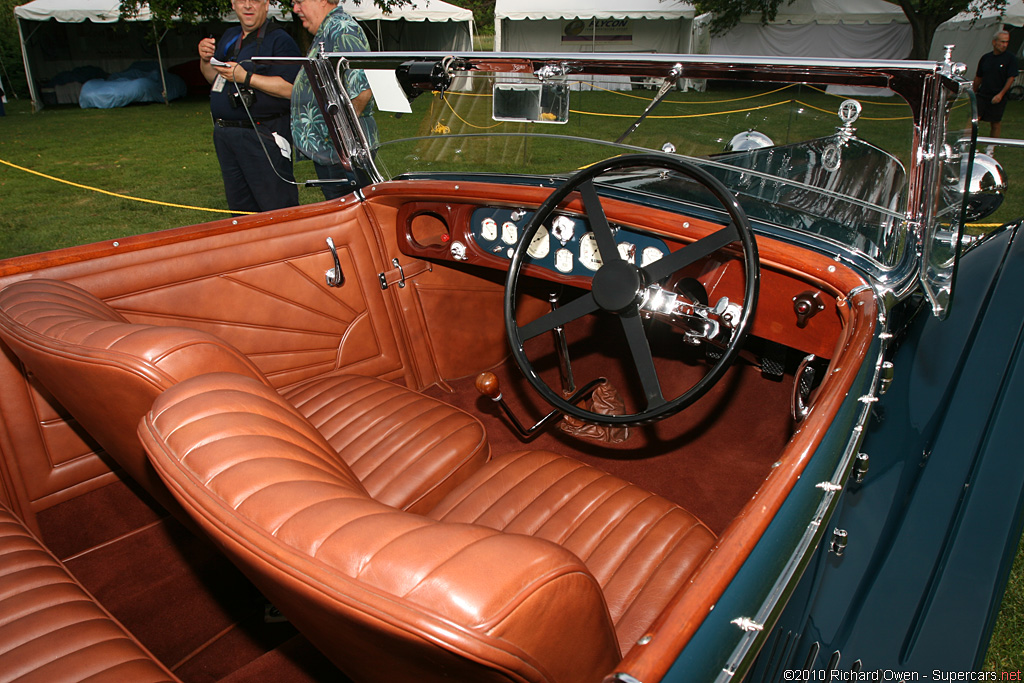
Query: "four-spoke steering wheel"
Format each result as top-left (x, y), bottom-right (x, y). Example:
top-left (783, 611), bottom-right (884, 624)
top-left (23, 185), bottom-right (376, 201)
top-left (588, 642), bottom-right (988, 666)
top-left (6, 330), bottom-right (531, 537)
top-left (503, 154), bottom-right (760, 426)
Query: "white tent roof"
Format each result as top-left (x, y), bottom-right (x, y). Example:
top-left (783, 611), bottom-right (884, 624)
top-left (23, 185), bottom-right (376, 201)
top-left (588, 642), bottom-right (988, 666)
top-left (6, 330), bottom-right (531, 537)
top-left (495, 0), bottom-right (695, 22)
top-left (14, 0), bottom-right (473, 24)
top-left (14, 0), bottom-right (150, 22)
top-left (944, 0), bottom-right (1024, 26)
top-left (738, 0), bottom-right (905, 25)
top-left (341, 0), bottom-right (472, 22)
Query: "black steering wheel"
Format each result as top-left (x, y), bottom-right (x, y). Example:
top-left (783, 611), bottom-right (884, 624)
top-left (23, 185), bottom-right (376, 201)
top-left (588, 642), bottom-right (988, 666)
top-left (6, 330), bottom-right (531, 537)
top-left (503, 154), bottom-right (760, 426)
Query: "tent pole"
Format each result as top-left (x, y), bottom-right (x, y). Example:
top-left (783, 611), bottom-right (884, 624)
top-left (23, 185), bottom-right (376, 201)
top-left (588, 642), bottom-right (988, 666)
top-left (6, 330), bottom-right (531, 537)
top-left (153, 24), bottom-right (169, 105)
top-left (16, 17), bottom-right (41, 111)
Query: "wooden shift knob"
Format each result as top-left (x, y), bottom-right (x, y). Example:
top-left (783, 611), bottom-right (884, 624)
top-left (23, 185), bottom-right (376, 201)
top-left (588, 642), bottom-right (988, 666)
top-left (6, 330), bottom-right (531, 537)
top-left (475, 371), bottom-right (501, 400)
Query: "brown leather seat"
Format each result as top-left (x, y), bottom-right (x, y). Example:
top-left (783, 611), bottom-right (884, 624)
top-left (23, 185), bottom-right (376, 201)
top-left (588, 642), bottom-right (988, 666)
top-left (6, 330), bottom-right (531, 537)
top-left (0, 279), bottom-right (487, 516)
top-left (0, 502), bottom-right (178, 682)
top-left (139, 372), bottom-right (717, 683)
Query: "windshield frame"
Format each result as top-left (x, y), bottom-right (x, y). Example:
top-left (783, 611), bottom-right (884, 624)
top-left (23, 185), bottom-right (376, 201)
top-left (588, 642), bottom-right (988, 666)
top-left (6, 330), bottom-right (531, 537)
top-left (313, 51), bottom-right (972, 315)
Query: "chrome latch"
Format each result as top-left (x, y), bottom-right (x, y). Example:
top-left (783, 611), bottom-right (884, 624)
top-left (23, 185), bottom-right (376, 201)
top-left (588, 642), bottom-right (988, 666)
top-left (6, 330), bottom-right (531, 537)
top-left (379, 258), bottom-right (431, 290)
top-left (325, 237), bottom-right (344, 288)
top-left (830, 528), bottom-right (849, 556)
top-left (379, 258), bottom-right (406, 289)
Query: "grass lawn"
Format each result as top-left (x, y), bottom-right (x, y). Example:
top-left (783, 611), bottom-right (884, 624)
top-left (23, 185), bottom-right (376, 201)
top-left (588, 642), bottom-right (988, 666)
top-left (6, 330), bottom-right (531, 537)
top-left (1, 83), bottom-right (1023, 670)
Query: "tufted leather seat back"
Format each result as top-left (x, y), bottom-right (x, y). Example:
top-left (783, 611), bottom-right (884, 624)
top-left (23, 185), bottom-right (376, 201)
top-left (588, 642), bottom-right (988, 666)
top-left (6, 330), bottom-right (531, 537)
top-left (0, 278), bottom-right (489, 520)
top-left (0, 278), bottom-right (268, 513)
top-left (140, 373), bottom-right (622, 683)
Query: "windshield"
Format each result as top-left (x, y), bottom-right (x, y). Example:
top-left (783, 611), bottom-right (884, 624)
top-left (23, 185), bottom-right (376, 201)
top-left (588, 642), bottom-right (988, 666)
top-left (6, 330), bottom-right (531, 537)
top-left (318, 55), bottom-right (967, 281)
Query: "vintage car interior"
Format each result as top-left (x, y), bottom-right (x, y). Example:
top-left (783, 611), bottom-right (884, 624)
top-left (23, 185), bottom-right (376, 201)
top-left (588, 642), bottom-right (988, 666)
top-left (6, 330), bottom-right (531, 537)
top-left (0, 53), bottom-right (968, 682)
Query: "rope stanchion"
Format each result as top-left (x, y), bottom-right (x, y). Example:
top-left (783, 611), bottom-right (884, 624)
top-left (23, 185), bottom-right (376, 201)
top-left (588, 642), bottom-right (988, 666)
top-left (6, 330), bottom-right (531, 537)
top-left (0, 158), bottom-right (252, 215)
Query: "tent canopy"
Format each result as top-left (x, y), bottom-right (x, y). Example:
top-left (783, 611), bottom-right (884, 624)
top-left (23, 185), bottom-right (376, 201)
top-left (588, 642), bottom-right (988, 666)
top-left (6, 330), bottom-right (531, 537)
top-left (735, 0), bottom-right (905, 24)
top-left (495, 0), bottom-right (695, 22)
top-left (14, 0), bottom-right (152, 22)
top-left (708, 0), bottom-right (910, 60)
top-left (494, 0), bottom-right (697, 54)
top-left (15, 0), bottom-right (474, 109)
top-left (14, 0), bottom-right (473, 24)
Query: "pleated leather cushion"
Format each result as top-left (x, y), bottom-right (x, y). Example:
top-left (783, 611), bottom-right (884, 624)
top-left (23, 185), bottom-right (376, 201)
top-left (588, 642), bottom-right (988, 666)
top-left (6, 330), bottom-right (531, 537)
top-left (139, 373), bottom-right (619, 683)
top-left (429, 450), bottom-right (717, 654)
top-left (284, 374), bottom-right (488, 513)
top-left (0, 505), bottom-right (178, 683)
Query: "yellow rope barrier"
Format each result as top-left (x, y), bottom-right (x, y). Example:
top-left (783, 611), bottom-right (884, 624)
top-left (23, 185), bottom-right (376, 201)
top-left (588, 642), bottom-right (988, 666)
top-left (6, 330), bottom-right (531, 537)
top-left (440, 92), bottom-right (503, 130)
top-left (0, 158), bottom-right (250, 215)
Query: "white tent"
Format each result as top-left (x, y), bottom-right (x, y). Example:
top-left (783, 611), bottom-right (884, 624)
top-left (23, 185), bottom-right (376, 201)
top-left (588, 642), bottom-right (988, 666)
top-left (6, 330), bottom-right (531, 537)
top-left (15, 0), bottom-right (474, 109)
top-left (707, 0), bottom-right (911, 60)
top-left (494, 0), bottom-right (698, 55)
top-left (930, 0), bottom-right (1024, 77)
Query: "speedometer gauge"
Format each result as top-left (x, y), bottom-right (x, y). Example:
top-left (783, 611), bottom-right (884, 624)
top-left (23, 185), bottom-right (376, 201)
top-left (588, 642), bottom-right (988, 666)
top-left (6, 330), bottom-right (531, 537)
top-left (579, 233), bottom-right (603, 271)
top-left (527, 225), bottom-right (550, 259)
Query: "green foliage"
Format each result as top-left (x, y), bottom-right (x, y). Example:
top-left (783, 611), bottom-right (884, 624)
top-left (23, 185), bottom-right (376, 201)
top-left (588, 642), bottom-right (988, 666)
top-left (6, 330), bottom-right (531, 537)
top-left (0, 0), bottom-right (29, 98)
top-left (456, 0), bottom-right (495, 36)
top-left (691, 0), bottom-right (795, 37)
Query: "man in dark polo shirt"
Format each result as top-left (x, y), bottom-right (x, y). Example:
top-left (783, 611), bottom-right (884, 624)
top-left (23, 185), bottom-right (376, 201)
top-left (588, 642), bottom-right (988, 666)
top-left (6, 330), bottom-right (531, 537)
top-left (198, 0), bottom-right (301, 213)
top-left (974, 30), bottom-right (1019, 148)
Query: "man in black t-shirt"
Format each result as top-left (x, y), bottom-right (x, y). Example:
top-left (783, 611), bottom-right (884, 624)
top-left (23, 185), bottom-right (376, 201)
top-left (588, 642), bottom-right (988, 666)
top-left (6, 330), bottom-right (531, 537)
top-left (974, 30), bottom-right (1019, 145)
top-left (198, 0), bottom-right (301, 213)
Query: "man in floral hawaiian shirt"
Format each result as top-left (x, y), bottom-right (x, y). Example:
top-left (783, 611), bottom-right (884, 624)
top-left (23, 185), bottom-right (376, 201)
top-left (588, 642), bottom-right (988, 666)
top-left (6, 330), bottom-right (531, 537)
top-left (291, 0), bottom-right (377, 200)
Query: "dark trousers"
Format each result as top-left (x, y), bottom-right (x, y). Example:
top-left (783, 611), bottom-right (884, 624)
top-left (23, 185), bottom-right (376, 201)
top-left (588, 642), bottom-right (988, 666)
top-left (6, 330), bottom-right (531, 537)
top-left (213, 117), bottom-right (299, 213)
top-left (312, 161), bottom-right (359, 200)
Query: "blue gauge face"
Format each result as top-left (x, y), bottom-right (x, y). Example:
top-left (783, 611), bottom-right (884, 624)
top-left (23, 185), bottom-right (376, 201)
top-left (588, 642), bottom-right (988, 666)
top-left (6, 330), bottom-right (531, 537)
top-left (470, 207), bottom-right (669, 278)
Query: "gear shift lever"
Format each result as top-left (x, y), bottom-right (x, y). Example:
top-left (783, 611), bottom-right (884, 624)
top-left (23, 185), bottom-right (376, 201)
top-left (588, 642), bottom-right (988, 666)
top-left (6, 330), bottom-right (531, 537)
top-left (475, 371), bottom-right (606, 439)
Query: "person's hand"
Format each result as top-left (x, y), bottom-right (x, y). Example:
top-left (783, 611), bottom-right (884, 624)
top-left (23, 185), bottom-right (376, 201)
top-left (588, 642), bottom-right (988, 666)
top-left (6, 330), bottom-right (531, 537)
top-left (993, 93), bottom-right (1004, 104)
top-left (213, 62), bottom-right (246, 83)
top-left (198, 37), bottom-right (216, 62)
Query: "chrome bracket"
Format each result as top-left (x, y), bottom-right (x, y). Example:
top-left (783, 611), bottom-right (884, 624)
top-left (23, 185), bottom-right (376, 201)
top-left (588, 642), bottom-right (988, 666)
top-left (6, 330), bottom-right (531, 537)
top-left (830, 528), bottom-right (849, 556)
top-left (379, 258), bottom-right (406, 289)
top-left (730, 617), bottom-right (764, 632)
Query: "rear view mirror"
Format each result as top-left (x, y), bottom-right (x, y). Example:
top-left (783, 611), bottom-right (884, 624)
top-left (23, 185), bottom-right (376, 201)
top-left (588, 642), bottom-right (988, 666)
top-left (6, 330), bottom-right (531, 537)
top-left (492, 82), bottom-right (570, 124)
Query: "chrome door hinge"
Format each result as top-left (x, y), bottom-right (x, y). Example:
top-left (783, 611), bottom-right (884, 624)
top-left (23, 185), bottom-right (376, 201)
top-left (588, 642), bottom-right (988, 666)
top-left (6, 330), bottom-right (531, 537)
top-left (830, 528), bottom-right (849, 556)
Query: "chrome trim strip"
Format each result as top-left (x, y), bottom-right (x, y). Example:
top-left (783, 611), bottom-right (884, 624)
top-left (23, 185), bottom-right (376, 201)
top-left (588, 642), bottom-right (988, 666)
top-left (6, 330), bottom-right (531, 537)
top-left (714, 292), bottom-right (889, 683)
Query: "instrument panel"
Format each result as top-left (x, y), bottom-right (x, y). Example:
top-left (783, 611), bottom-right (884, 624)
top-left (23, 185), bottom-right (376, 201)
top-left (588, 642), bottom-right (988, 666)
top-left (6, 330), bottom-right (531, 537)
top-left (469, 207), bottom-right (671, 278)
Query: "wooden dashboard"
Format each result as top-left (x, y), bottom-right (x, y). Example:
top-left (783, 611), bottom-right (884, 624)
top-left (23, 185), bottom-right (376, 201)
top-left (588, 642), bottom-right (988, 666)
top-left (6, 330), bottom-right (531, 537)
top-left (363, 180), bottom-right (872, 361)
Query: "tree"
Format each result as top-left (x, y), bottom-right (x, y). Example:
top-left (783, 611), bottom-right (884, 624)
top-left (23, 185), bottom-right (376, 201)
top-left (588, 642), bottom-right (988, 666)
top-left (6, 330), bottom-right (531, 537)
top-left (692, 0), bottom-right (1009, 60)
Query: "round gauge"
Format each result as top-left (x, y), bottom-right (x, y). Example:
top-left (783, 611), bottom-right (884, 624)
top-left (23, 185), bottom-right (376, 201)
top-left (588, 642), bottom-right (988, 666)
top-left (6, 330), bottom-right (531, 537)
top-left (527, 225), bottom-right (550, 259)
top-left (551, 215), bottom-right (575, 245)
top-left (641, 246), bottom-right (663, 267)
top-left (480, 217), bottom-right (498, 241)
top-left (501, 221), bottom-right (518, 245)
top-left (579, 233), bottom-right (604, 271)
top-left (554, 248), bottom-right (574, 273)
top-left (618, 241), bottom-right (636, 264)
